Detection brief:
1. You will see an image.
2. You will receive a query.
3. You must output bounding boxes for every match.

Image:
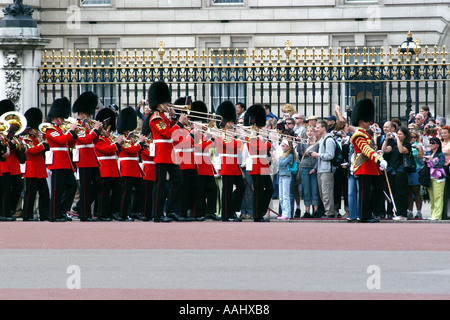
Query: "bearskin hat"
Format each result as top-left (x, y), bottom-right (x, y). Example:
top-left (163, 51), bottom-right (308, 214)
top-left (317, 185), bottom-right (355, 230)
top-left (191, 100), bottom-right (208, 123)
top-left (116, 106), bottom-right (137, 134)
top-left (351, 98), bottom-right (375, 127)
top-left (24, 107), bottom-right (43, 130)
top-left (148, 81), bottom-right (171, 110)
top-left (216, 101), bottom-right (236, 128)
top-left (72, 91), bottom-right (98, 115)
top-left (95, 107), bottom-right (116, 132)
top-left (47, 97), bottom-right (71, 121)
top-left (0, 99), bottom-right (15, 116)
top-left (244, 104), bottom-right (266, 128)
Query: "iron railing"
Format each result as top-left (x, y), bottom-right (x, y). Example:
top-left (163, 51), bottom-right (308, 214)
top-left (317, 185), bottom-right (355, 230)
top-left (38, 40), bottom-right (449, 124)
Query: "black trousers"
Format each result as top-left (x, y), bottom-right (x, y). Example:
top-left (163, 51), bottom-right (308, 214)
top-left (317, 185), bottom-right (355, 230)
top-left (357, 174), bottom-right (383, 221)
top-left (143, 180), bottom-right (154, 219)
top-left (221, 174), bottom-right (245, 220)
top-left (389, 169), bottom-right (409, 217)
top-left (194, 175), bottom-right (218, 218)
top-left (181, 169), bottom-right (200, 217)
top-left (334, 168), bottom-right (349, 212)
top-left (152, 163), bottom-right (183, 218)
top-left (78, 167), bottom-right (101, 220)
top-left (120, 176), bottom-right (144, 218)
top-left (23, 177), bottom-right (50, 220)
top-left (50, 169), bottom-right (77, 220)
top-left (251, 174), bottom-right (273, 220)
top-left (1, 173), bottom-right (23, 217)
top-left (98, 177), bottom-right (121, 219)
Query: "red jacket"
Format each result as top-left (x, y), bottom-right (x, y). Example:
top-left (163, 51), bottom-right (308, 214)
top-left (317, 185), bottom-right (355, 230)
top-left (246, 137), bottom-right (271, 175)
top-left (149, 111), bottom-right (182, 164)
top-left (0, 141), bottom-right (22, 175)
top-left (173, 128), bottom-right (196, 170)
top-left (94, 136), bottom-right (121, 178)
top-left (351, 127), bottom-right (383, 176)
top-left (140, 146), bottom-right (155, 181)
top-left (215, 137), bottom-right (242, 176)
top-left (73, 119), bottom-right (100, 168)
top-left (45, 125), bottom-right (77, 171)
top-left (22, 134), bottom-right (48, 179)
top-left (194, 134), bottom-right (216, 176)
top-left (118, 141), bottom-right (144, 178)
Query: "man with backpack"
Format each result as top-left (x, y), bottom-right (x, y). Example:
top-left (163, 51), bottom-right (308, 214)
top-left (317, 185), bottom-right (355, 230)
top-left (310, 120), bottom-right (337, 218)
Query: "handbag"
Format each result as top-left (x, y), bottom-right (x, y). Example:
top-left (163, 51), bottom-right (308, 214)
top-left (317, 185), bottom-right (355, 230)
top-left (402, 152), bottom-right (416, 173)
top-left (418, 165), bottom-right (431, 187)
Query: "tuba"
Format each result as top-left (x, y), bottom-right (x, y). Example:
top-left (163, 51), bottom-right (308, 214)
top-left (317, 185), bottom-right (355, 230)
top-left (0, 111), bottom-right (27, 151)
top-left (0, 120), bottom-right (11, 146)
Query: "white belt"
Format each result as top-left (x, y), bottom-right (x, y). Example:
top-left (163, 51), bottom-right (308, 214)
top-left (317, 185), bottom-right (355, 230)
top-left (142, 161), bottom-right (155, 165)
top-left (250, 155), bottom-right (267, 159)
top-left (153, 139), bottom-right (173, 144)
top-left (50, 147), bottom-right (68, 151)
top-left (221, 154), bottom-right (238, 158)
top-left (97, 156), bottom-right (118, 160)
top-left (76, 144), bottom-right (95, 149)
top-left (175, 148), bottom-right (194, 153)
top-left (119, 157), bottom-right (139, 161)
top-left (195, 152), bottom-right (211, 157)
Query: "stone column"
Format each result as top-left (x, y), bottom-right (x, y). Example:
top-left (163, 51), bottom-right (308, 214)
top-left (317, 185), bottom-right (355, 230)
top-left (0, 0), bottom-right (50, 113)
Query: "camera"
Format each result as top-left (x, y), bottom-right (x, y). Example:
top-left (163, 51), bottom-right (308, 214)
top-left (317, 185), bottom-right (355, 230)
top-left (276, 121), bottom-right (286, 130)
top-left (374, 128), bottom-right (381, 134)
top-left (428, 124), bottom-right (435, 128)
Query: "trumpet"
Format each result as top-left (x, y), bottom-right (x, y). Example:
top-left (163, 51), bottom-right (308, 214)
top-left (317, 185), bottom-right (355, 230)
top-left (168, 104), bottom-right (223, 124)
top-left (122, 131), bottom-right (141, 148)
top-left (60, 117), bottom-right (78, 133)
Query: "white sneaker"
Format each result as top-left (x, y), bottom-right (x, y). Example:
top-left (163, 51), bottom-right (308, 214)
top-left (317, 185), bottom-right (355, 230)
top-left (393, 216), bottom-right (407, 221)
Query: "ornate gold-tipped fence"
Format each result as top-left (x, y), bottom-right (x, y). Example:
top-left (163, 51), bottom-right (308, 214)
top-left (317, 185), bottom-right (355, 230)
top-left (38, 40), bottom-right (449, 122)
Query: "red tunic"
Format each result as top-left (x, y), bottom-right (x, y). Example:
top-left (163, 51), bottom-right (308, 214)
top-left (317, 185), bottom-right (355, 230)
top-left (118, 142), bottom-right (144, 178)
top-left (73, 119), bottom-right (100, 168)
top-left (45, 125), bottom-right (77, 171)
top-left (140, 146), bottom-right (155, 181)
top-left (246, 137), bottom-right (271, 176)
top-left (194, 135), bottom-right (216, 177)
top-left (22, 134), bottom-right (47, 179)
top-left (215, 137), bottom-right (242, 176)
top-left (94, 136), bottom-right (120, 178)
top-left (149, 111), bottom-right (182, 164)
top-left (173, 128), bottom-right (196, 170)
top-left (0, 142), bottom-right (21, 175)
top-left (351, 127), bottom-right (383, 176)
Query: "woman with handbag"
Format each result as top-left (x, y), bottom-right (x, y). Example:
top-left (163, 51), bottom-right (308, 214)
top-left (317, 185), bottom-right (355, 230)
top-left (382, 127), bottom-right (412, 220)
top-left (296, 125), bottom-right (319, 218)
top-left (407, 130), bottom-right (424, 219)
top-left (424, 137), bottom-right (446, 220)
top-left (439, 126), bottom-right (450, 219)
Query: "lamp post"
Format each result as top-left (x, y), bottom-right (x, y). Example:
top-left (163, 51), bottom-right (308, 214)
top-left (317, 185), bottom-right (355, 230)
top-left (400, 31), bottom-right (421, 118)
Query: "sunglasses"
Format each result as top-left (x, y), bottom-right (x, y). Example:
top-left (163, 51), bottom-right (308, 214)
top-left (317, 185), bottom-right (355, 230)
top-left (286, 122), bottom-right (294, 125)
top-left (430, 142), bottom-right (437, 145)
top-left (411, 136), bottom-right (417, 139)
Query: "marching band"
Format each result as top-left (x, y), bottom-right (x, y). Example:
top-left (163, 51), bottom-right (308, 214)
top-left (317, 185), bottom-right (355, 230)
top-left (0, 81), bottom-right (297, 223)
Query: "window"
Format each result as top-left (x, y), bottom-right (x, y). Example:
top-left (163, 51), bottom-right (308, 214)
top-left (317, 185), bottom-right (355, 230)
top-left (213, 0), bottom-right (243, 3)
top-left (211, 50), bottom-right (246, 111)
top-left (80, 0), bottom-right (111, 6)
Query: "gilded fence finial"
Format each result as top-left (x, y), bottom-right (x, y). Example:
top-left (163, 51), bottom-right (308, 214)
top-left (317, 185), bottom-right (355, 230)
top-left (284, 40), bottom-right (292, 64)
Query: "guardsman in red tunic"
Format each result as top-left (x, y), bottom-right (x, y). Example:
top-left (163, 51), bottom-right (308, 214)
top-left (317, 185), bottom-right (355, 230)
top-left (117, 107), bottom-right (145, 221)
top-left (243, 104), bottom-right (274, 222)
top-left (140, 116), bottom-right (156, 221)
top-left (214, 101), bottom-right (245, 222)
top-left (45, 97), bottom-right (79, 222)
top-left (0, 100), bottom-right (25, 222)
top-left (147, 81), bottom-right (188, 222)
top-left (21, 108), bottom-right (50, 221)
top-left (191, 101), bottom-right (219, 221)
top-left (172, 97), bottom-right (200, 221)
top-left (72, 92), bottom-right (103, 221)
top-left (350, 98), bottom-right (387, 223)
top-left (94, 107), bottom-right (123, 221)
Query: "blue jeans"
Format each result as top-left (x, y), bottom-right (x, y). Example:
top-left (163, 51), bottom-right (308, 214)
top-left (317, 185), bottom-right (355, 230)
top-left (300, 167), bottom-right (319, 207)
top-left (348, 174), bottom-right (359, 220)
top-left (278, 175), bottom-right (291, 217)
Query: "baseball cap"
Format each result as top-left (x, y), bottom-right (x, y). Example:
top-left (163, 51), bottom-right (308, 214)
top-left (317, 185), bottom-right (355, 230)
top-left (327, 115), bottom-right (337, 121)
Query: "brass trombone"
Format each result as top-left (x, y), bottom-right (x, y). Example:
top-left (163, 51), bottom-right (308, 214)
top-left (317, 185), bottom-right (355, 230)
top-left (168, 103), bottom-right (223, 124)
